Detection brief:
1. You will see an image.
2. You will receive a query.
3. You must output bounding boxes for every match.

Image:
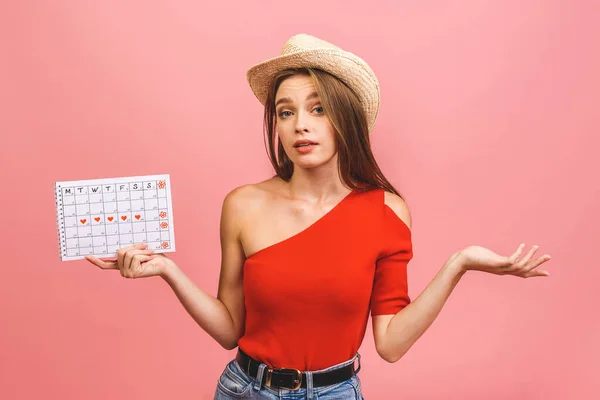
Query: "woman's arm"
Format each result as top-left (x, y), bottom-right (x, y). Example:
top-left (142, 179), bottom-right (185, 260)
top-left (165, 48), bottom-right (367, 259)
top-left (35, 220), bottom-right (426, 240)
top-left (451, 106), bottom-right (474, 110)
top-left (374, 253), bottom-right (466, 363)
top-left (161, 265), bottom-right (240, 349)
top-left (375, 241), bottom-right (550, 362)
top-left (160, 187), bottom-right (248, 350)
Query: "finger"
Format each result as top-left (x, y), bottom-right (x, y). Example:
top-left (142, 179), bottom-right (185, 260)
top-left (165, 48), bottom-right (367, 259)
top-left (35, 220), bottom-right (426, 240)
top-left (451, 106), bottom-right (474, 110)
top-left (502, 244), bottom-right (524, 271)
top-left (145, 251), bottom-right (167, 258)
top-left (117, 248), bottom-right (126, 272)
top-left (518, 245), bottom-right (540, 266)
top-left (124, 248), bottom-right (155, 272)
top-left (509, 243), bottom-right (526, 263)
top-left (523, 267), bottom-right (551, 278)
top-left (119, 243), bottom-right (148, 255)
top-left (522, 253), bottom-right (552, 274)
top-left (85, 255), bottom-right (118, 270)
top-left (126, 254), bottom-right (157, 279)
top-left (124, 249), bottom-right (155, 269)
top-left (122, 248), bottom-right (143, 278)
top-left (130, 254), bottom-right (155, 276)
top-left (118, 243), bottom-right (148, 270)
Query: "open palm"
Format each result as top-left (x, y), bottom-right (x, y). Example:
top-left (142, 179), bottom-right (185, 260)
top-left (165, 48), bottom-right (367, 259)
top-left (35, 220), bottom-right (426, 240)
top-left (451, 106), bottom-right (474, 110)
top-left (460, 243), bottom-right (551, 278)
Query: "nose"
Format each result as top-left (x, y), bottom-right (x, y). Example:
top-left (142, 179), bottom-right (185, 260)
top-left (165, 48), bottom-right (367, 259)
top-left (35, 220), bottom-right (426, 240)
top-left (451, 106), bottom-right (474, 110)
top-left (295, 110), bottom-right (309, 133)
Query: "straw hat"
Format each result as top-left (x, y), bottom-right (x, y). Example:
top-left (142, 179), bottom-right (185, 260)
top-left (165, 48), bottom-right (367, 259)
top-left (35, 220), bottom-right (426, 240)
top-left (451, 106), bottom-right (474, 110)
top-left (246, 33), bottom-right (381, 134)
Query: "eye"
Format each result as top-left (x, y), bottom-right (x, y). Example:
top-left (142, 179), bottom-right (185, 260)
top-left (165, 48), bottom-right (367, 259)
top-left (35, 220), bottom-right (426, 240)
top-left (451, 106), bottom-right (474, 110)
top-left (277, 106), bottom-right (323, 119)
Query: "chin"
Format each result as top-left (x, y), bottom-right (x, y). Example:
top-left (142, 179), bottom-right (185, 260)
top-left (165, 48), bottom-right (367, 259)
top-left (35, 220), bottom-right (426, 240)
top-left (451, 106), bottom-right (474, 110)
top-left (291, 155), bottom-right (336, 170)
top-left (294, 161), bottom-right (323, 169)
top-left (286, 147), bottom-right (337, 168)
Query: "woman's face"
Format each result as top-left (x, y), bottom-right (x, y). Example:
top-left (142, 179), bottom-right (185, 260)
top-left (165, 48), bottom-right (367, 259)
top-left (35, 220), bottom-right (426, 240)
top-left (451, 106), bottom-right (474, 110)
top-left (274, 74), bottom-right (337, 170)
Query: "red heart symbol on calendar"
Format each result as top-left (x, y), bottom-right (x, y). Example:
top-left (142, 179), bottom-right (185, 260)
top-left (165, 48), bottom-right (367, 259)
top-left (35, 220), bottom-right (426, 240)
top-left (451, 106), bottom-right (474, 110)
top-left (107, 217), bottom-right (114, 222)
top-left (80, 219), bottom-right (87, 224)
top-left (135, 215), bottom-right (141, 220)
top-left (121, 216), bottom-right (127, 221)
top-left (94, 217), bottom-right (100, 222)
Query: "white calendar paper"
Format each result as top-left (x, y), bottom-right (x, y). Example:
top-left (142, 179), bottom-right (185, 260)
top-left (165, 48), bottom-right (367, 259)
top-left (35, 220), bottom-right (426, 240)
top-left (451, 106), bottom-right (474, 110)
top-left (55, 174), bottom-right (176, 261)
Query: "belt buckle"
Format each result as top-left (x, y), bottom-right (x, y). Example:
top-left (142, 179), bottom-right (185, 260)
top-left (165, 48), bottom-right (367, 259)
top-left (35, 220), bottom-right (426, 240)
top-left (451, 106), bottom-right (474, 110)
top-left (265, 367), bottom-right (302, 390)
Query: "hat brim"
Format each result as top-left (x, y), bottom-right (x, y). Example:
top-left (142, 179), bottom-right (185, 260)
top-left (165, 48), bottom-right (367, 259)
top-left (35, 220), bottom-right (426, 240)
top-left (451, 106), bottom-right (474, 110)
top-left (246, 48), bottom-right (380, 134)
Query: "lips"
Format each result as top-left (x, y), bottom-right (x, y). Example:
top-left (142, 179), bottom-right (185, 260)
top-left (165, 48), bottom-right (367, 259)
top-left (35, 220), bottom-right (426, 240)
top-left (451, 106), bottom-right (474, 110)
top-left (294, 140), bottom-right (318, 147)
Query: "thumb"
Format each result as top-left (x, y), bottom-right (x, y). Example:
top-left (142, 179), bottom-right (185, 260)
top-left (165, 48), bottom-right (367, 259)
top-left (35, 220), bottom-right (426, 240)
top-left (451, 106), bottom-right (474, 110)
top-left (149, 252), bottom-right (170, 259)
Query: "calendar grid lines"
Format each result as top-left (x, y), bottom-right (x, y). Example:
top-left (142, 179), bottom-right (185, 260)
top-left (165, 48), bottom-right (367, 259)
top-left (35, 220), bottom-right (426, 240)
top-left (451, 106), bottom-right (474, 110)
top-left (116, 183), bottom-right (121, 252)
top-left (129, 184), bottom-right (134, 245)
top-left (144, 185), bottom-right (150, 245)
top-left (100, 184), bottom-right (107, 253)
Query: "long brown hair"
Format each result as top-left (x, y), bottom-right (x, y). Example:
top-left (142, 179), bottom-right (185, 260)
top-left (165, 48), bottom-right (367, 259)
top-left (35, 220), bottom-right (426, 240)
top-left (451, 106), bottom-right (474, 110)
top-left (262, 67), bottom-right (405, 200)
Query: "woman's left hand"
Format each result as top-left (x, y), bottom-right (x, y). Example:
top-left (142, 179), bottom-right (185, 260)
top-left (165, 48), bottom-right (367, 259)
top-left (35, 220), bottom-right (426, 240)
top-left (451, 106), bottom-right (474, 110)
top-left (458, 243), bottom-right (551, 278)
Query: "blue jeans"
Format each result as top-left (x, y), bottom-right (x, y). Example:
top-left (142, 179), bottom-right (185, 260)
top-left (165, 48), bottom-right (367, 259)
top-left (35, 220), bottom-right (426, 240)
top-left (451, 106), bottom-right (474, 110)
top-left (214, 352), bottom-right (364, 399)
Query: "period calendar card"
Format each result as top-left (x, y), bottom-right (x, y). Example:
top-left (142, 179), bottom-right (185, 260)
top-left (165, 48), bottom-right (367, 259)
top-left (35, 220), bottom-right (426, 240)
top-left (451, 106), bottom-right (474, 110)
top-left (55, 174), bottom-right (175, 261)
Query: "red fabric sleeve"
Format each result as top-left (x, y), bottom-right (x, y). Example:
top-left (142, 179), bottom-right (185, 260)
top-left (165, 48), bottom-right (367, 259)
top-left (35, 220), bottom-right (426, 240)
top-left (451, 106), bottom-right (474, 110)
top-left (370, 203), bottom-right (413, 316)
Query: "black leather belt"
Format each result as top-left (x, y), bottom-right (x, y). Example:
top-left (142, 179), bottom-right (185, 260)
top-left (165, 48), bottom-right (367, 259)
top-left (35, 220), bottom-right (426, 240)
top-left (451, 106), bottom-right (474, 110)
top-left (235, 348), bottom-right (359, 390)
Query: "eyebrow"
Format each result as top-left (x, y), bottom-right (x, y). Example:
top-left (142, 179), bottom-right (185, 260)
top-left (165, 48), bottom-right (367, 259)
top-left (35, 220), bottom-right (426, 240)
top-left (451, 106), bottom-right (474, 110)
top-left (275, 91), bottom-right (319, 108)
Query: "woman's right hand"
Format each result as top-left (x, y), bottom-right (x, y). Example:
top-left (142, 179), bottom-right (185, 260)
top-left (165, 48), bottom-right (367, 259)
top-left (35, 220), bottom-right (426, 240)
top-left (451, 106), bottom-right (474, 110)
top-left (85, 243), bottom-right (172, 279)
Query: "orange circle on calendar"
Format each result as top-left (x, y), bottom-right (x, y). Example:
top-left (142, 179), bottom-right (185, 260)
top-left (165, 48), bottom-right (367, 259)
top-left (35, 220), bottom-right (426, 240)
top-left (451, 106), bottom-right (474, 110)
top-left (160, 222), bottom-right (168, 229)
top-left (159, 211), bottom-right (167, 218)
top-left (158, 181), bottom-right (166, 189)
top-left (162, 241), bottom-right (169, 249)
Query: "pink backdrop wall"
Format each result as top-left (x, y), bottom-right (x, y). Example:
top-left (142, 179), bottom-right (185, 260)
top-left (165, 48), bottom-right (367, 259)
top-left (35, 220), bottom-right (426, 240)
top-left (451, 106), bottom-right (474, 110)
top-left (1, 1), bottom-right (598, 399)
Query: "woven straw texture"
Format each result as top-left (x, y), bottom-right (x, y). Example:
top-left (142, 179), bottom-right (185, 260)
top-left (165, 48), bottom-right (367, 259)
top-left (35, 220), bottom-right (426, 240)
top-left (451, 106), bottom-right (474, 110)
top-left (246, 33), bottom-right (380, 134)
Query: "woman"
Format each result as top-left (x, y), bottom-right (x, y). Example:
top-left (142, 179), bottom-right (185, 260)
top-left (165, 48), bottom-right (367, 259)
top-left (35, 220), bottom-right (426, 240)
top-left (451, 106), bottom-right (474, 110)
top-left (85, 33), bottom-right (551, 399)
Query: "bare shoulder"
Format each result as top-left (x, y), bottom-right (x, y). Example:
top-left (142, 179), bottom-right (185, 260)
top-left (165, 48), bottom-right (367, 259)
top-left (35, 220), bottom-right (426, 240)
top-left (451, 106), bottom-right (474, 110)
top-left (223, 178), bottom-right (279, 207)
top-left (383, 190), bottom-right (412, 231)
top-left (222, 184), bottom-right (258, 217)
top-left (221, 178), bottom-right (282, 226)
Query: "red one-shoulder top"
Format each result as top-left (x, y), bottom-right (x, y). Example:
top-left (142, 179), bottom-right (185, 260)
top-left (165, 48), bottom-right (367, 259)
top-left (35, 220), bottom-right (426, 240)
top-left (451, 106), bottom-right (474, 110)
top-left (237, 186), bottom-right (413, 371)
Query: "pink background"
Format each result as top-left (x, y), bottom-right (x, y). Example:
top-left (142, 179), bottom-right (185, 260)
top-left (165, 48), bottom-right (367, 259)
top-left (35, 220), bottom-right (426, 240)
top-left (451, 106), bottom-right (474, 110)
top-left (1, 1), bottom-right (598, 399)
